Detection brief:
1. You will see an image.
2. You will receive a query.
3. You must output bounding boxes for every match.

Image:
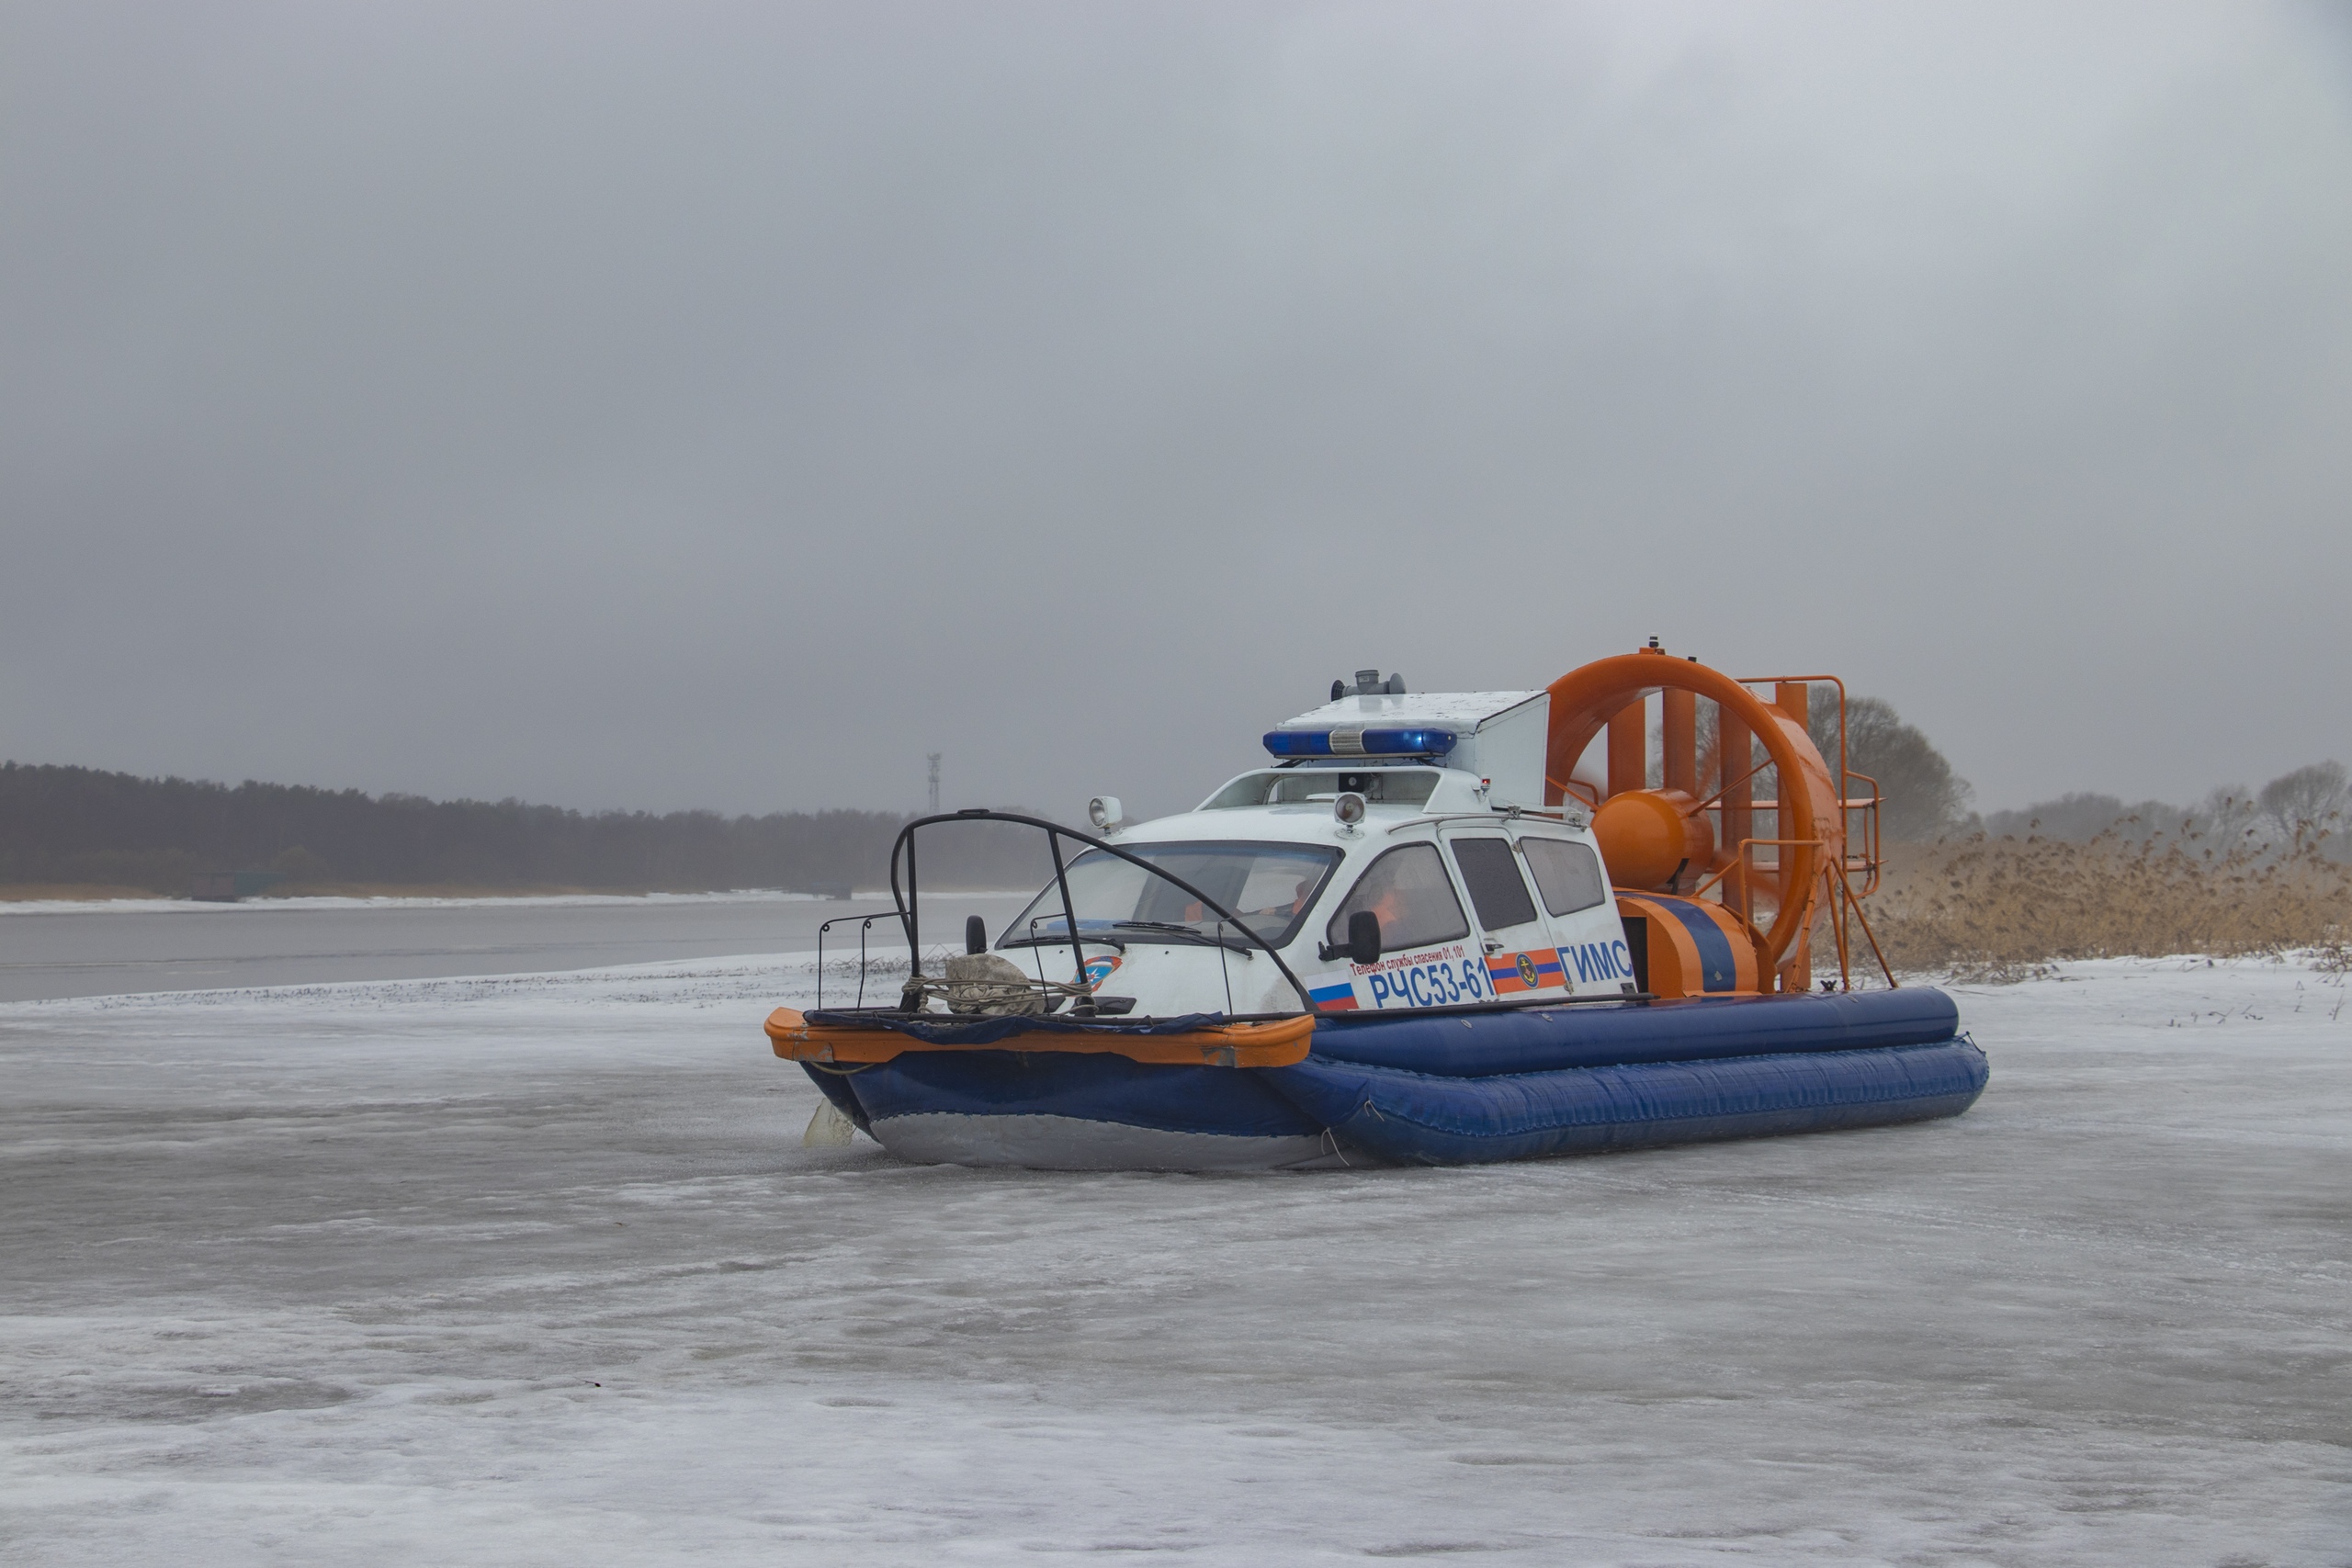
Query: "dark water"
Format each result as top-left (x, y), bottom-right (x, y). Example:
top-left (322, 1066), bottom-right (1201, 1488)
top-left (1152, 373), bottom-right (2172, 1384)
top-left (0, 892), bottom-right (1036, 1002)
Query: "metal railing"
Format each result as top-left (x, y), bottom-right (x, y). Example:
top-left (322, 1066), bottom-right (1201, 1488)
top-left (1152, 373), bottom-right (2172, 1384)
top-left (1683, 835), bottom-right (1895, 991)
top-left (885, 809), bottom-right (1317, 1013)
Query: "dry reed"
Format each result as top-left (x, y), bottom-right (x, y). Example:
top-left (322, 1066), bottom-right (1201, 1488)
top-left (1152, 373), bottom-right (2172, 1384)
top-left (1862, 828), bottom-right (2352, 982)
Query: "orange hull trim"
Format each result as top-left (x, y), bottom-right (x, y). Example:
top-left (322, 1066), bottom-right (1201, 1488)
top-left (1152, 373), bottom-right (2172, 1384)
top-left (764, 1008), bottom-right (1317, 1069)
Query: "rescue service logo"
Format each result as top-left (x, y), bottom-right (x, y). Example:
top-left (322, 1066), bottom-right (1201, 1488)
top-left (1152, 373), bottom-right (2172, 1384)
top-left (1082, 954), bottom-right (1122, 987)
top-left (1484, 946), bottom-right (1566, 995)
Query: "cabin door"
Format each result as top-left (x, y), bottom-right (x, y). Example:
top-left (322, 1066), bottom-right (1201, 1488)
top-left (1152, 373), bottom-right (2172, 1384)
top-left (1438, 829), bottom-right (1572, 1000)
top-left (1513, 829), bottom-right (1634, 995)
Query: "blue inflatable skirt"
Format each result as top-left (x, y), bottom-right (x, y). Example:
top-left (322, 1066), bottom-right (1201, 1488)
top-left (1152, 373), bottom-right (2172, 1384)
top-left (808, 990), bottom-right (1986, 1171)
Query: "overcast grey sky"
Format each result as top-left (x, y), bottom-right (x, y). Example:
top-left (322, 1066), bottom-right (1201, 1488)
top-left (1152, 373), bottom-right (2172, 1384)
top-left (5, 1), bottom-right (2348, 822)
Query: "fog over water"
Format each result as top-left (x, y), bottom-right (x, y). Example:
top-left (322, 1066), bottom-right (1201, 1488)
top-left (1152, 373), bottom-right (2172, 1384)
top-left (4, 3), bottom-right (2348, 822)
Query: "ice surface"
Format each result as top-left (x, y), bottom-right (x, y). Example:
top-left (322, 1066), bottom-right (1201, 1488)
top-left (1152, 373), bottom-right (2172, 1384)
top-left (4, 955), bottom-right (2348, 1564)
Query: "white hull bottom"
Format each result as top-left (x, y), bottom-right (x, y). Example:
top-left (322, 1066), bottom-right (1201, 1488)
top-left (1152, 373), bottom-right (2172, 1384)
top-left (867, 1112), bottom-right (1349, 1172)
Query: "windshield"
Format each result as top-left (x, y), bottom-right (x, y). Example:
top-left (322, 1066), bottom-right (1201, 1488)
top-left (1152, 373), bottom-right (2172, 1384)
top-left (1203, 769), bottom-right (1439, 809)
top-left (1003, 840), bottom-right (1344, 949)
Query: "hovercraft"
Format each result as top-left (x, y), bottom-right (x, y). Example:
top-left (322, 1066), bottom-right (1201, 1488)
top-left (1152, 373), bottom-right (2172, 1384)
top-left (766, 646), bottom-right (1984, 1169)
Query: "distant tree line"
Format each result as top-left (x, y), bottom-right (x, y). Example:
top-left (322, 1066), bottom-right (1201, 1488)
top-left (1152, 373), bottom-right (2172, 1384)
top-left (0, 761), bottom-right (1057, 894)
top-left (1787, 693), bottom-right (2348, 855)
top-left (1980, 761), bottom-right (2351, 855)
top-left (15, 716), bottom-right (2341, 897)
top-left (1704, 686), bottom-right (2345, 854)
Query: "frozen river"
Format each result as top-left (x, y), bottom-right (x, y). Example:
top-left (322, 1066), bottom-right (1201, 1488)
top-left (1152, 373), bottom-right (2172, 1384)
top-left (3, 951), bottom-right (2347, 1564)
top-left (0, 891), bottom-right (1034, 1002)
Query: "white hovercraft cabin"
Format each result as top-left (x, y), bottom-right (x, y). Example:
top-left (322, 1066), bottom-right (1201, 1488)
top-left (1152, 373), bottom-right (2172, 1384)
top-left (991, 673), bottom-right (1638, 1021)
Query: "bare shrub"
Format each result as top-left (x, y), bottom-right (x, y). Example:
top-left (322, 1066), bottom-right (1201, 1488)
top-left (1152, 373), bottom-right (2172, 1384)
top-left (2258, 761), bottom-right (2351, 842)
top-left (1781, 691), bottom-right (1975, 841)
top-left (1868, 826), bottom-right (2352, 980)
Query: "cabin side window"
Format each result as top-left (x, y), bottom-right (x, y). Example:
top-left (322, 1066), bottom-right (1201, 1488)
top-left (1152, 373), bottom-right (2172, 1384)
top-left (1325, 844), bottom-right (1470, 954)
top-left (1521, 837), bottom-right (1609, 916)
top-left (1448, 837), bottom-right (1537, 930)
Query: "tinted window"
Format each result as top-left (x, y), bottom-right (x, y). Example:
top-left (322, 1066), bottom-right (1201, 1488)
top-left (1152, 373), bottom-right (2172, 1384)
top-left (1449, 837), bottom-right (1537, 930)
top-left (1325, 844), bottom-right (1469, 954)
top-left (1522, 837), bottom-right (1609, 915)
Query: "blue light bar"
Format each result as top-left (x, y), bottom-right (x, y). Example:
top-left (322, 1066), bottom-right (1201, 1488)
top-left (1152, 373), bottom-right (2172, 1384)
top-left (1262, 728), bottom-right (1459, 758)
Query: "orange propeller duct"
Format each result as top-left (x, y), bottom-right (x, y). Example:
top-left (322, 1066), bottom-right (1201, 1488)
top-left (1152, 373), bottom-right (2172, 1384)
top-left (1544, 643), bottom-right (1869, 993)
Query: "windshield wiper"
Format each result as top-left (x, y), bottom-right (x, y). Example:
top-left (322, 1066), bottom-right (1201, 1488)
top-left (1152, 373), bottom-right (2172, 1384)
top-left (1113, 920), bottom-right (1260, 955)
top-left (998, 931), bottom-right (1127, 952)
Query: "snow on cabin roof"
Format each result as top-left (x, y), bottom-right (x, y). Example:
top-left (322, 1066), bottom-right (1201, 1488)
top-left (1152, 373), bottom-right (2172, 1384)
top-left (1269, 690), bottom-right (1544, 733)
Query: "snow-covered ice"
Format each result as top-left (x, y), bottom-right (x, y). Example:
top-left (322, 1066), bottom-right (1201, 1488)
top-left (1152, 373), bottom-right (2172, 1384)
top-left (4, 954), bottom-right (2347, 1564)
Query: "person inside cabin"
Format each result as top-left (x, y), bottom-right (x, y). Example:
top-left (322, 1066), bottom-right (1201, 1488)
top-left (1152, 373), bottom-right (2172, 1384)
top-left (1324, 844), bottom-right (1471, 958)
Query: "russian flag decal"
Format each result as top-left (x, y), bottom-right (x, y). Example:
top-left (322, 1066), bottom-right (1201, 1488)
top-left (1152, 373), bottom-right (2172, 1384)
top-left (1308, 980), bottom-right (1360, 1012)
